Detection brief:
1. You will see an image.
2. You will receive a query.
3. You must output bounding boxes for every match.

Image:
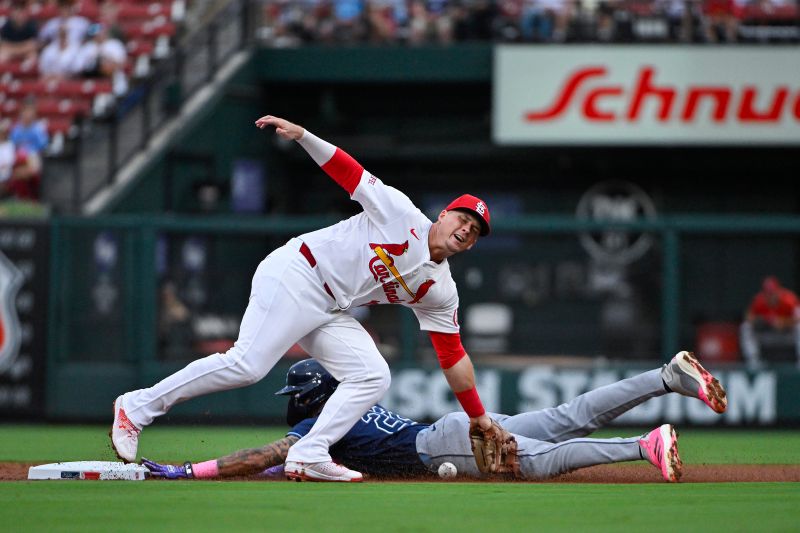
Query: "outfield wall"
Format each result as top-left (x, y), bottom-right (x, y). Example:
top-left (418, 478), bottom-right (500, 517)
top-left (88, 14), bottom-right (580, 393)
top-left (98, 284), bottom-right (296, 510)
top-left (30, 215), bottom-right (800, 425)
top-left (0, 219), bottom-right (797, 424)
top-left (384, 366), bottom-right (786, 426)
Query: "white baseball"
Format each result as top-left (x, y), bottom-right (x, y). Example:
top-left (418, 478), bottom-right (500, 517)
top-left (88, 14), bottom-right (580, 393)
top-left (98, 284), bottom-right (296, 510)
top-left (438, 462), bottom-right (457, 479)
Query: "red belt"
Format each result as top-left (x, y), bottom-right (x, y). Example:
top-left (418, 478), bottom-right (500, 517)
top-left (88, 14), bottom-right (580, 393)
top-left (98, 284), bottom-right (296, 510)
top-left (299, 242), bottom-right (335, 299)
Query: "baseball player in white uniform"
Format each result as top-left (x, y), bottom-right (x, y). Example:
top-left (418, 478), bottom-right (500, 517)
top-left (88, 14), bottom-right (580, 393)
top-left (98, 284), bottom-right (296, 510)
top-left (111, 115), bottom-right (495, 481)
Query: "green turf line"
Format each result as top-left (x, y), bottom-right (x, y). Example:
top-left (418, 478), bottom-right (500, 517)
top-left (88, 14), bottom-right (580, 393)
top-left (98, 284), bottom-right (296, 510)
top-left (2, 425), bottom-right (799, 465)
top-left (0, 482), bottom-right (798, 532)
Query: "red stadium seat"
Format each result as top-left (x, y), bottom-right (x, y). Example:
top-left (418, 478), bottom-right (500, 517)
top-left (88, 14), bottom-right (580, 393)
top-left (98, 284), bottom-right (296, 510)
top-left (46, 79), bottom-right (114, 98)
top-left (0, 99), bottom-right (20, 118)
top-left (740, 4), bottom-right (799, 20)
top-left (127, 39), bottom-right (155, 57)
top-left (0, 60), bottom-right (40, 81)
top-left (43, 116), bottom-right (76, 136)
top-left (27, 3), bottom-right (59, 22)
top-left (36, 99), bottom-right (89, 119)
top-left (121, 20), bottom-right (176, 39)
top-left (117, 3), bottom-right (172, 21)
top-left (3, 80), bottom-right (45, 99)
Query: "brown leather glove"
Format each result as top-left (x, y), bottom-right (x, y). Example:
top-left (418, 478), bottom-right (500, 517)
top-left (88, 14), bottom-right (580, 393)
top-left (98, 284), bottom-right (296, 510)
top-left (469, 418), bottom-right (520, 477)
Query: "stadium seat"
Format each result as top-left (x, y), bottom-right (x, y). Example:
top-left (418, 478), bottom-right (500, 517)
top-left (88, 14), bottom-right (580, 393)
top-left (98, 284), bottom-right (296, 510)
top-left (43, 116), bottom-right (75, 136)
top-left (121, 19), bottom-right (177, 39)
top-left (0, 60), bottom-right (40, 82)
top-left (117, 3), bottom-right (172, 21)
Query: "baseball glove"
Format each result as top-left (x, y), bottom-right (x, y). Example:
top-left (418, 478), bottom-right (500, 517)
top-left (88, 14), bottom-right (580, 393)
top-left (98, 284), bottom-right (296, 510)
top-left (469, 419), bottom-right (520, 477)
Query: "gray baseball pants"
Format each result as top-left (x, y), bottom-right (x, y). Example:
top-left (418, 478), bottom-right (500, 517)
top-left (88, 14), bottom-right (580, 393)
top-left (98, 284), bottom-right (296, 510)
top-left (415, 368), bottom-right (665, 479)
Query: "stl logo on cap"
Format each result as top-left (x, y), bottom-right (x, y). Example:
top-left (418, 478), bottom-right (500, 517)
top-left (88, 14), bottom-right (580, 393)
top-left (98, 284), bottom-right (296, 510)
top-left (445, 194), bottom-right (491, 236)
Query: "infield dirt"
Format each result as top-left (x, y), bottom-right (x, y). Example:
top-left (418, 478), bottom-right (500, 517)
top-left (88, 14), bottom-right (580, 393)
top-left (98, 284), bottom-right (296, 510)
top-left (2, 463), bottom-right (799, 482)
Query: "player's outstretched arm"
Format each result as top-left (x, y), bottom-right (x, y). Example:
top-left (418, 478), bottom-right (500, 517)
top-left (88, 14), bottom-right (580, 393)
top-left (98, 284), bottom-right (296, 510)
top-left (255, 115), bottom-right (304, 140)
top-left (256, 113), bottom-right (365, 196)
top-left (429, 331), bottom-right (492, 430)
top-left (142, 435), bottom-right (299, 479)
top-left (442, 355), bottom-right (492, 430)
top-left (216, 435), bottom-right (299, 477)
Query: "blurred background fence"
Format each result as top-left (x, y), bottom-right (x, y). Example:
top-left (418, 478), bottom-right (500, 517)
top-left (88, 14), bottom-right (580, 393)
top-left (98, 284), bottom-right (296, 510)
top-left (38, 213), bottom-right (800, 423)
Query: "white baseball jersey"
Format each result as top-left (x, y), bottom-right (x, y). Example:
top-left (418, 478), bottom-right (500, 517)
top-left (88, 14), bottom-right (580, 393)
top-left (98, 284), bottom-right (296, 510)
top-left (297, 131), bottom-right (460, 334)
top-left (118, 126), bottom-right (476, 468)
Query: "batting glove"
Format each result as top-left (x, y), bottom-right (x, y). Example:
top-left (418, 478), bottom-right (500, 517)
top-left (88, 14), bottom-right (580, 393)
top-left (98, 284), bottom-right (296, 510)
top-left (141, 457), bottom-right (193, 479)
top-left (259, 464), bottom-right (285, 479)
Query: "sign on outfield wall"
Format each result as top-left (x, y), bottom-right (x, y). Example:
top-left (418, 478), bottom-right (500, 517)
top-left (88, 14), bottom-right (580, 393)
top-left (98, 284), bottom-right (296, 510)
top-left (0, 223), bottom-right (48, 418)
top-left (493, 46), bottom-right (800, 145)
top-left (383, 367), bottom-right (785, 426)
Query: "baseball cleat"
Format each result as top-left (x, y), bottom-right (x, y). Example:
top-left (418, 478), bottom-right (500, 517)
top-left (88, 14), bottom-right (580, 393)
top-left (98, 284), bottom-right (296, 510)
top-left (284, 460), bottom-right (363, 482)
top-left (110, 395), bottom-right (141, 463)
top-left (639, 424), bottom-right (682, 483)
top-left (661, 350), bottom-right (727, 414)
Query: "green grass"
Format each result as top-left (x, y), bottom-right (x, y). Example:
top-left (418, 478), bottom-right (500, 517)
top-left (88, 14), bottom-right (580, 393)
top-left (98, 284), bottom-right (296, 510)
top-left (1, 425), bottom-right (798, 532)
top-left (0, 481), bottom-right (798, 532)
top-left (2, 425), bottom-right (799, 464)
top-left (0, 424), bottom-right (286, 463)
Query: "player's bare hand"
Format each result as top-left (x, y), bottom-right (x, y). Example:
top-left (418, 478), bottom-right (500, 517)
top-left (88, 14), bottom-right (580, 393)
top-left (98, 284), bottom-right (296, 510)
top-left (254, 115), bottom-right (304, 140)
top-left (471, 413), bottom-right (493, 431)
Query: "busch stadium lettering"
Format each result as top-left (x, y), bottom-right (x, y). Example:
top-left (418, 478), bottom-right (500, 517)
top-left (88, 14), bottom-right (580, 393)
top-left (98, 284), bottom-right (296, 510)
top-left (384, 367), bottom-right (780, 425)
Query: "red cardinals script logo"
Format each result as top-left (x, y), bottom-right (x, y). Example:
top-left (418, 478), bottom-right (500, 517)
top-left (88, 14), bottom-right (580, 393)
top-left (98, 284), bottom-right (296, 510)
top-left (0, 250), bottom-right (23, 375)
top-left (525, 66), bottom-right (800, 124)
top-left (369, 242), bottom-right (435, 304)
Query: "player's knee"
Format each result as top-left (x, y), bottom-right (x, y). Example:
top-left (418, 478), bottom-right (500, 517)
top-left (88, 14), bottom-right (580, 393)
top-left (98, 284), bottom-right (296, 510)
top-left (240, 366), bottom-right (265, 386)
top-left (376, 369), bottom-right (391, 394)
top-left (373, 362), bottom-right (392, 394)
top-left (360, 359), bottom-right (391, 394)
top-left (222, 349), bottom-right (268, 385)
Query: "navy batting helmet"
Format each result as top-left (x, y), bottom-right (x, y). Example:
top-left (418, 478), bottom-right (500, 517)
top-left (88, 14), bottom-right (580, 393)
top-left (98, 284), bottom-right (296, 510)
top-left (275, 359), bottom-right (339, 426)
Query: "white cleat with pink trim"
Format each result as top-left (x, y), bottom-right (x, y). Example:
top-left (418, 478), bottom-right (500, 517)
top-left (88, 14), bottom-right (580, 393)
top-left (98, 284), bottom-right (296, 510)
top-left (284, 460), bottom-right (363, 482)
top-left (661, 351), bottom-right (728, 414)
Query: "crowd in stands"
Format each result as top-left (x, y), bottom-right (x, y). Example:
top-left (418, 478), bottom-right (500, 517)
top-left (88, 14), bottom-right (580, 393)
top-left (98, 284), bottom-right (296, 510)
top-left (258, 0), bottom-right (800, 46)
top-left (0, 0), bottom-right (180, 204)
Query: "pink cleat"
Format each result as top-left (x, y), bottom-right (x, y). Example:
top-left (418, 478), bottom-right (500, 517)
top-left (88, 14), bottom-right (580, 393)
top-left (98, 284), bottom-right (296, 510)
top-left (110, 396), bottom-right (141, 463)
top-left (284, 460), bottom-right (363, 482)
top-left (661, 351), bottom-right (728, 414)
top-left (639, 424), bottom-right (682, 482)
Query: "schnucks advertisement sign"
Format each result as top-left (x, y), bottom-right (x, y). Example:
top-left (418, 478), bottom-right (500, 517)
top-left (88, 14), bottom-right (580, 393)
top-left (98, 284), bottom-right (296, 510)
top-left (493, 46), bottom-right (800, 145)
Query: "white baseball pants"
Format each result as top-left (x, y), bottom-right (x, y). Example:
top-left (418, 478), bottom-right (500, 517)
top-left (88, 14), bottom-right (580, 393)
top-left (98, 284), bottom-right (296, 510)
top-left (120, 238), bottom-right (391, 464)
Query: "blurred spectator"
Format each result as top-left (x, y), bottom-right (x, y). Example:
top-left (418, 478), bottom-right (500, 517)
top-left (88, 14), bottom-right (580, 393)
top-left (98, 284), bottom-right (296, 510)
top-left (39, 0), bottom-right (90, 46)
top-left (702, 0), bottom-right (739, 41)
top-left (659, 0), bottom-right (704, 42)
top-left (491, 0), bottom-right (518, 41)
top-left (10, 100), bottom-right (49, 156)
top-left (0, 119), bottom-right (41, 201)
top-left (522, 0), bottom-right (555, 41)
top-left (74, 22), bottom-right (128, 95)
top-left (428, 0), bottom-right (456, 43)
top-left (366, 0), bottom-right (400, 43)
top-left (740, 276), bottom-right (800, 367)
top-left (0, 121), bottom-right (16, 184)
top-left (158, 279), bottom-right (193, 359)
top-left (38, 25), bottom-right (81, 80)
top-left (97, 0), bottom-right (127, 43)
top-left (333, 0), bottom-right (368, 42)
top-left (0, 0), bottom-right (39, 63)
top-left (256, 0), bottom-right (798, 45)
top-left (408, 0), bottom-right (434, 43)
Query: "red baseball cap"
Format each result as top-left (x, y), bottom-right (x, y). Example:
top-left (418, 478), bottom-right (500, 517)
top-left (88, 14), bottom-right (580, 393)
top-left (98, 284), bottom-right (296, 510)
top-left (446, 194), bottom-right (491, 236)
